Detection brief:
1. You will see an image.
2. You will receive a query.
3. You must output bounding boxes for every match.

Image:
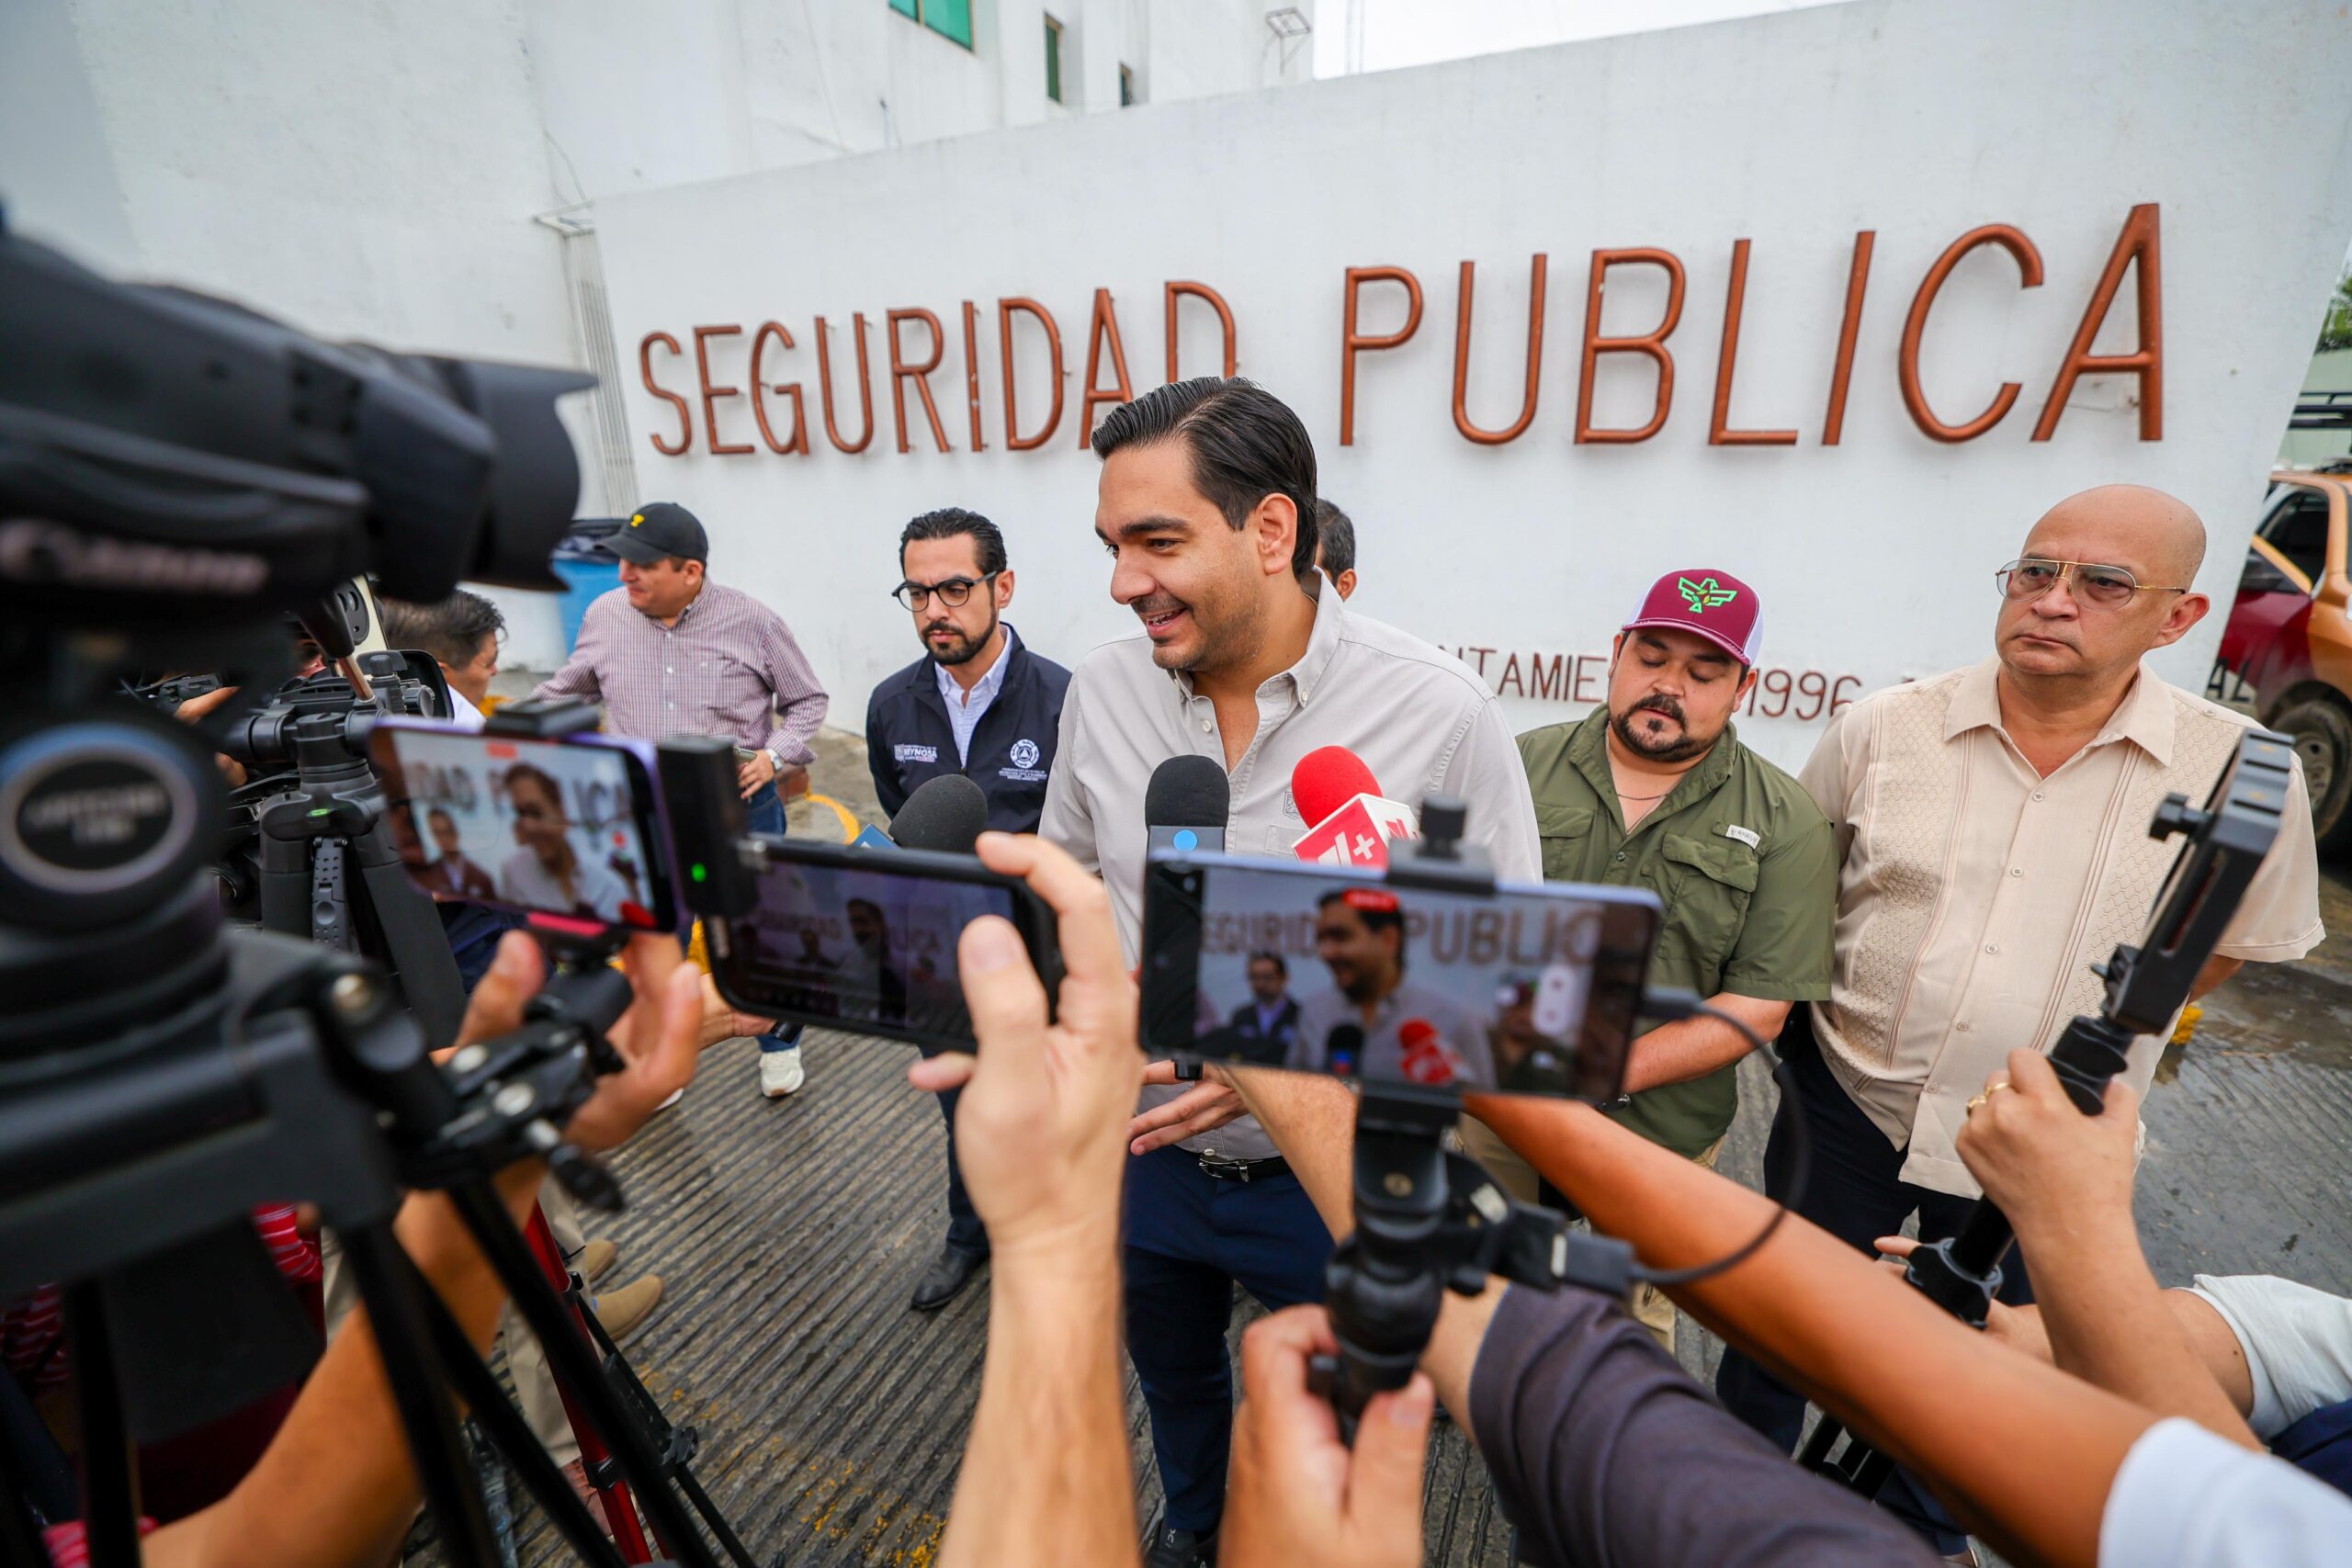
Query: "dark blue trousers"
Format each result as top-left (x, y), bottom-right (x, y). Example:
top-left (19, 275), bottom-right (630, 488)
top-left (1123, 1145), bottom-right (1332, 1535)
top-left (922, 1063), bottom-right (986, 1258)
top-left (1714, 1010), bottom-right (2034, 1554)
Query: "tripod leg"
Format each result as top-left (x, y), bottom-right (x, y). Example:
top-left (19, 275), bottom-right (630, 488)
top-left (673, 1464), bottom-right (763, 1568)
top-left (1796, 1412), bottom-right (1846, 1472)
top-left (1848, 1445), bottom-right (1896, 1498)
top-left (351, 815), bottom-right (466, 1050)
top-left (569, 1304), bottom-right (758, 1568)
top-left (398, 1253), bottom-right (631, 1568)
top-left (339, 1224), bottom-right (502, 1568)
top-left (448, 1181), bottom-right (721, 1568)
top-left (64, 1286), bottom-right (141, 1568)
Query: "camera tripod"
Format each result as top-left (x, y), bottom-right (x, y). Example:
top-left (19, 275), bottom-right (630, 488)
top-left (1798, 730), bottom-right (2296, 1498)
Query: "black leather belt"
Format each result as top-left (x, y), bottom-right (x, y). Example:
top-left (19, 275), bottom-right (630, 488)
top-left (1197, 1152), bottom-right (1289, 1184)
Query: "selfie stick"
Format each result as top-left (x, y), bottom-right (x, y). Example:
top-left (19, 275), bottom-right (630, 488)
top-left (1308, 797), bottom-right (1636, 1437)
top-left (1801, 729), bottom-right (2296, 1495)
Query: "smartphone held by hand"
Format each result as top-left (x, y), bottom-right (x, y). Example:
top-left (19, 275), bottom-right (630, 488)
top-left (369, 717), bottom-right (679, 933)
top-left (1138, 852), bottom-right (1659, 1103)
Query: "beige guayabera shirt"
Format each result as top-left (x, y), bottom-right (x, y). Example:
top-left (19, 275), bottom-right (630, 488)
top-left (1803, 659), bottom-right (2323, 1198)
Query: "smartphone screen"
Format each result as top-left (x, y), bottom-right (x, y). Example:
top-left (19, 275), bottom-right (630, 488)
top-left (369, 723), bottom-right (674, 931)
top-left (704, 836), bottom-right (1074, 1052)
top-left (1140, 853), bottom-right (1660, 1102)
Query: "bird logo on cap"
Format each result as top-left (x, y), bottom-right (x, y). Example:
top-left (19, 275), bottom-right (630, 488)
top-left (1678, 576), bottom-right (1737, 614)
top-left (629, 513), bottom-right (645, 526)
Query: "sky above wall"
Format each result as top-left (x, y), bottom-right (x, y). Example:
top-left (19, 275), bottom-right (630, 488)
top-left (1313, 0), bottom-right (1857, 76)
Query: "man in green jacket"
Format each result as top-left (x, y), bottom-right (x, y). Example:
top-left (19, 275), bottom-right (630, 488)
top-left (1472, 567), bottom-right (1836, 1350)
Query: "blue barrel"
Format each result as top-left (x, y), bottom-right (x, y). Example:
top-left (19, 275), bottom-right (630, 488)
top-left (551, 557), bottom-right (620, 653)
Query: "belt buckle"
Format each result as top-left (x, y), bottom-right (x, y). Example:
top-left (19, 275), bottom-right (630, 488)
top-left (1198, 1152), bottom-right (1252, 1183)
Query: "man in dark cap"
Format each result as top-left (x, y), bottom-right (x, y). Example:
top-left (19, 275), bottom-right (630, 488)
top-left (536, 502), bottom-right (829, 1097)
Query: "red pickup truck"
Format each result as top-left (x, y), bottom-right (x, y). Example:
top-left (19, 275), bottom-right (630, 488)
top-left (2215, 461), bottom-right (2352, 851)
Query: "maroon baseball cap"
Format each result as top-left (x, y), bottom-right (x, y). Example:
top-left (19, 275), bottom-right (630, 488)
top-left (1622, 569), bottom-right (1763, 665)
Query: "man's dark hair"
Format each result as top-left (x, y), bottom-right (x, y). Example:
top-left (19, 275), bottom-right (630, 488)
top-left (1090, 378), bottom-right (1319, 580)
top-left (899, 507), bottom-right (1008, 577)
top-left (1313, 500), bottom-right (1355, 578)
top-left (379, 590), bottom-right (504, 670)
top-left (1249, 950), bottom-right (1288, 977)
top-left (503, 761), bottom-right (565, 818)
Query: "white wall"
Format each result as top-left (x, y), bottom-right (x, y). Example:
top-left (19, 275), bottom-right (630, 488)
top-left (593, 0), bottom-right (2352, 773)
top-left (0, 0), bottom-right (1306, 669)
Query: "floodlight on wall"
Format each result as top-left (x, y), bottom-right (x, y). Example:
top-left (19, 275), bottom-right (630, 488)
top-left (1265, 6), bottom-right (1312, 70)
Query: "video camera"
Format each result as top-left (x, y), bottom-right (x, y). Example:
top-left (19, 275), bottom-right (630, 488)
top-left (0, 223), bottom-right (777, 1568)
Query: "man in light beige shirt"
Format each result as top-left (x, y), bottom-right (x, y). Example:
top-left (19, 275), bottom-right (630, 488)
top-left (1716, 484), bottom-right (2323, 1557)
top-left (1040, 377), bottom-right (1540, 1565)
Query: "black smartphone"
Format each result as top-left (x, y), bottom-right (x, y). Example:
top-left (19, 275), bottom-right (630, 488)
top-left (368, 718), bottom-right (677, 932)
top-left (1139, 851), bottom-right (1662, 1101)
top-left (703, 837), bottom-right (1063, 1053)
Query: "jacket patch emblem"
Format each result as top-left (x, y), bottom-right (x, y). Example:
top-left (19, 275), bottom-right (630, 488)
top-left (1010, 738), bottom-right (1041, 769)
top-left (1723, 823), bottom-right (1760, 848)
top-left (894, 743), bottom-right (937, 763)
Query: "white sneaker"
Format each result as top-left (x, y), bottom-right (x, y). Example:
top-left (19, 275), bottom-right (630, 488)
top-left (758, 1046), bottom-right (806, 1099)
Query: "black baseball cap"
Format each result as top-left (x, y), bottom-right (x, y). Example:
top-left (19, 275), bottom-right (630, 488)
top-left (602, 502), bottom-right (708, 565)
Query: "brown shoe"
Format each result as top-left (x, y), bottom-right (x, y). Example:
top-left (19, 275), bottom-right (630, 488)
top-left (575, 1237), bottom-right (618, 1283)
top-left (594, 1275), bottom-right (663, 1342)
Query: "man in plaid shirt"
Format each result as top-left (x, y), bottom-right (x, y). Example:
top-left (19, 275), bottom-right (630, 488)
top-left (536, 502), bottom-right (829, 1097)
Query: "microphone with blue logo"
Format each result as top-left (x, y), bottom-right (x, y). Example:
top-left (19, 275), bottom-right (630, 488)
top-left (1145, 754), bottom-right (1228, 855)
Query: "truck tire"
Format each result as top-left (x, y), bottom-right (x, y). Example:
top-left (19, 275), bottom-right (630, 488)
top-left (2272, 696), bottom-right (2352, 856)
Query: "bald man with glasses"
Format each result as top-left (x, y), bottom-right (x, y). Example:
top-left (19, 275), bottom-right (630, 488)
top-left (1716, 485), bottom-right (2324, 1560)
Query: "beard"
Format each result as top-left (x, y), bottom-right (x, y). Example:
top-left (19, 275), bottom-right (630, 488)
top-left (1611, 695), bottom-right (1715, 763)
top-left (1140, 581), bottom-right (1262, 674)
top-left (925, 607), bottom-right (1000, 666)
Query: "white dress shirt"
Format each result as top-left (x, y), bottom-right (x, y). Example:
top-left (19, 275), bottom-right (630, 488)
top-left (934, 626), bottom-right (1016, 765)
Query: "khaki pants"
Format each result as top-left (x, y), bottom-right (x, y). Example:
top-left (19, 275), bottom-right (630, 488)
top-left (1455, 1114), bottom-right (1725, 1354)
top-left (321, 1176), bottom-right (587, 1465)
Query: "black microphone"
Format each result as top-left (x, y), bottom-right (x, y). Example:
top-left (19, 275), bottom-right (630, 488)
top-left (888, 773), bottom-right (989, 854)
top-left (1145, 754), bottom-right (1228, 854)
top-left (1326, 1021), bottom-right (1363, 1077)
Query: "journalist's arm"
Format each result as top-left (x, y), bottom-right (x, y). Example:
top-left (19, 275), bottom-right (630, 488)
top-left (1223, 1069), bottom-right (1937, 1568)
top-left (133, 931), bottom-right (703, 1568)
top-left (907, 834), bottom-right (1143, 1568)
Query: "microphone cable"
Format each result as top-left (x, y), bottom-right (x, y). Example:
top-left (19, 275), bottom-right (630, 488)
top-left (1609, 990), bottom-right (1814, 1289)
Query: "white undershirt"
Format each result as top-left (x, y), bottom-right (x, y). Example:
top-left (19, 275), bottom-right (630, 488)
top-left (2100, 1417), bottom-right (2352, 1568)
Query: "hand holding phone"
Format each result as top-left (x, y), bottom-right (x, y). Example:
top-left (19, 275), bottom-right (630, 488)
top-left (904, 833), bottom-right (1145, 1258)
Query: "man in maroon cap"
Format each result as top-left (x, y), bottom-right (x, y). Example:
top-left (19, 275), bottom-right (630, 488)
top-left (1463, 567), bottom-right (1838, 1352)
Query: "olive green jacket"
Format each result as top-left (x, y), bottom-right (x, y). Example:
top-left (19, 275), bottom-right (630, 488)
top-left (1516, 709), bottom-right (1837, 1156)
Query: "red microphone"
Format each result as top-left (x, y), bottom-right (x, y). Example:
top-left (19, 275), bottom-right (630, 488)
top-left (1291, 747), bottom-right (1418, 868)
top-left (1396, 1018), bottom-right (1466, 1087)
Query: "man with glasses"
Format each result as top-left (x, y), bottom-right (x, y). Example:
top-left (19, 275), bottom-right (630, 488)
top-left (866, 506), bottom-right (1070, 1309)
top-left (1715, 483), bottom-right (2324, 1562)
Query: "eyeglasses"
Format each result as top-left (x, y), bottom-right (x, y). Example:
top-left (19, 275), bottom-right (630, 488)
top-left (1995, 558), bottom-right (2191, 610)
top-left (892, 572), bottom-right (999, 610)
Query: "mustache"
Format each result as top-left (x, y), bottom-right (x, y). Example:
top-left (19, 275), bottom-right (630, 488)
top-left (1629, 694), bottom-right (1687, 723)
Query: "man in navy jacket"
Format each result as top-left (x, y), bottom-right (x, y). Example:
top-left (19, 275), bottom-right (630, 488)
top-left (866, 507), bottom-right (1070, 1309)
